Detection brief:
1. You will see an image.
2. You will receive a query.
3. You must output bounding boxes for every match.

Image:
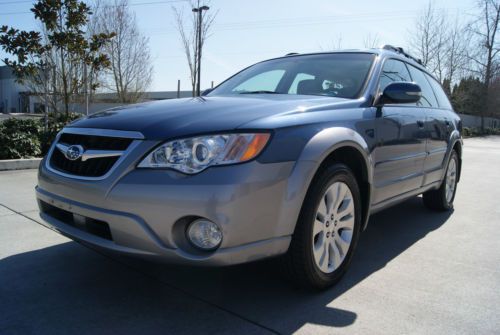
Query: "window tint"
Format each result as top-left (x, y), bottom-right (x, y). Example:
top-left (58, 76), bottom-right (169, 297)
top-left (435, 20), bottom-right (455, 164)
top-left (210, 53), bottom-right (375, 98)
top-left (407, 65), bottom-right (438, 107)
top-left (379, 59), bottom-right (412, 92)
top-left (425, 74), bottom-right (452, 109)
top-left (233, 69), bottom-right (285, 93)
top-left (288, 73), bottom-right (315, 94)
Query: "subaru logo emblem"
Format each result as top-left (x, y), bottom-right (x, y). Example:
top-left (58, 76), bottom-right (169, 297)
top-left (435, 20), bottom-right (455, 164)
top-left (65, 145), bottom-right (84, 161)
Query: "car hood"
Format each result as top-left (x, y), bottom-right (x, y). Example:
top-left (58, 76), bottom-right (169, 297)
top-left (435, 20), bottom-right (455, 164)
top-left (68, 95), bottom-right (359, 140)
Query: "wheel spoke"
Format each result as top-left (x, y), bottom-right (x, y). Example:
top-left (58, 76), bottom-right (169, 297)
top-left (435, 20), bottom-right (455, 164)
top-left (313, 219), bottom-right (324, 236)
top-left (317, 200), bottom-right (328, 221)
top-left (337, 214), bottom-right (355, 230)
top-left (336, 197), bottom-right (354, 219)
top-left (333, 183), bottom-right (348, 213)
top-left (324, 184), bottom-right (336, 213)
top-left (319, 241), bottom-right (329, 272)
top-left (336, 229), bottom-right (352, 256)
top-left (329, 239), bottom-right (342, 269)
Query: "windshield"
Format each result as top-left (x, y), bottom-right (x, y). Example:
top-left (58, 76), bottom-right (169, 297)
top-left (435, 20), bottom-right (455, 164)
top-left (208, 53), bottom-right (375, 99)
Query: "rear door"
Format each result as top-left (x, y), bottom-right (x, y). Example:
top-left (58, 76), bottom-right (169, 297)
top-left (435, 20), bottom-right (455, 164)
top-left (372, 59), bottom-right (428, 204)
top-left (422, 72), bottom-right (454, 185)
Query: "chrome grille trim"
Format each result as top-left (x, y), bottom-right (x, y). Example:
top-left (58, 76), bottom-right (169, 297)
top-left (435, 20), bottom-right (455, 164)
top-left (61, 127), bottom-right (145, 139)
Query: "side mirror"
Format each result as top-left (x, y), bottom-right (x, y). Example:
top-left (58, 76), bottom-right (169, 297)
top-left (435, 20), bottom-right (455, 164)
top-left (202, 88), bottom-right (213, 96)
top-left (379, 82), bottom-right (421, 105)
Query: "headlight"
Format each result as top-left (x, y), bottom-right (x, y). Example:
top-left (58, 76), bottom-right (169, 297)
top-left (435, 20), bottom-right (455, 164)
top-left (138, 133), bottom-right (271, 174)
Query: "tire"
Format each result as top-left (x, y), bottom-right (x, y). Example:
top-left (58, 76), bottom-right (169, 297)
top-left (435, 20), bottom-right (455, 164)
top-left (423, 150), bottom-right (459, 211)
top-left (281, 163), bottom-right (362, 290)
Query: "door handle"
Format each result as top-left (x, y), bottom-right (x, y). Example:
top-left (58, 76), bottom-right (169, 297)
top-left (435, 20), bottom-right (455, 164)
top-left (417, 120), bottom-right (425, 128)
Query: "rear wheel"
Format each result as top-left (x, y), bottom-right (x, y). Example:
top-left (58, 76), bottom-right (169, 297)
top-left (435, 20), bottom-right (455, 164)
top-left (423, 150), bottom-right (459, 211)
top-left (282, 163), bottom-right (362, 290)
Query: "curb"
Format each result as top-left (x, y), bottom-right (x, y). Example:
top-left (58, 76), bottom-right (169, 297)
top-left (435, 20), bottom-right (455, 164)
top-left (0, 158), bottom-right (42, 171)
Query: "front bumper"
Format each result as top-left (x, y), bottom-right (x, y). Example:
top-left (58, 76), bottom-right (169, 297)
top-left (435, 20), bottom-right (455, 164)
top-left (36, 156), bottom-right (295, 266)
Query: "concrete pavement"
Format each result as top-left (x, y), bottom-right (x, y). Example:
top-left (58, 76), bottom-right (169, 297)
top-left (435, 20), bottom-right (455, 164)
top-left (1, 137), bottom-right (499, 334)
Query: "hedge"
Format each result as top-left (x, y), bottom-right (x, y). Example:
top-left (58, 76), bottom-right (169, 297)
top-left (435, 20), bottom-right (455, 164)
top-left (0, 114), bottom-right (80, 160)
top-left (462, 127), bottom-right (500, 137)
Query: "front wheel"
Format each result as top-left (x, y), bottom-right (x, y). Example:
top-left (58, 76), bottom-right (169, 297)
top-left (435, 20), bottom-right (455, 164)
top-left (423, 150), bottom-right (459, 211)
top-left (281, 163), bottom-right (362, 290)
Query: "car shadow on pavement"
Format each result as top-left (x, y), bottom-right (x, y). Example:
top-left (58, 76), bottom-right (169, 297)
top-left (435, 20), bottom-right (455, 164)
top-left (0, 197), bottom-right (453, 334)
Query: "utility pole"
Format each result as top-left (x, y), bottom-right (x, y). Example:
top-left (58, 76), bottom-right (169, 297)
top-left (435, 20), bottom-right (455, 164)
top-left (192, 5), bottom-right (209, 97)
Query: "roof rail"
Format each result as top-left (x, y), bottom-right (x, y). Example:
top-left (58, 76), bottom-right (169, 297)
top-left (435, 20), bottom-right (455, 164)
top-left (285, 52), bottom-right (299, 56)
top-left (380, 44), bottom-right (423, 66)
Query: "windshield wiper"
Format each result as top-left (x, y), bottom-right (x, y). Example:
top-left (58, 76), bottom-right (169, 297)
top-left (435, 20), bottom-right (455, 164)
top-left (239, 90), bottom-right (281, 94)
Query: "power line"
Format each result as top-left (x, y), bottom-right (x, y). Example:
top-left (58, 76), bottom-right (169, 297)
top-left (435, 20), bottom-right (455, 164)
top-left (128, 7), bottom-right (469, 37)
top-left (0, 0), bottom-right (188, 12)
top-left (0, 0), bottom-right (32, 5)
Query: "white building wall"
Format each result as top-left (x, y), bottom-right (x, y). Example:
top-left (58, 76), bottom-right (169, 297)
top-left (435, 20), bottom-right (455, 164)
top-left (0, 77), bottom-right (25, 114)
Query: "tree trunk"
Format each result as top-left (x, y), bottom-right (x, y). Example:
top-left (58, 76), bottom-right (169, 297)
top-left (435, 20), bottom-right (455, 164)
top-left (59, 11), bottom-right (69, 118)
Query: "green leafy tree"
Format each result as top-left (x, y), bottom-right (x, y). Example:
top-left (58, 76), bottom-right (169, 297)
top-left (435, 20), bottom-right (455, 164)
top-left (451, 77), bottom-right (485, 115)
top-left (0, 0), bottom-right (115, 118)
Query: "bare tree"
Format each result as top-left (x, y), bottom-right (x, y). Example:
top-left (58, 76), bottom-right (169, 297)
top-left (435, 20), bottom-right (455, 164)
top-left (319, 34), bottom-right (343, 51)
top-left (408, 2), bottom-right (447, 72)
top-left (444, 17), bottom-right (469, 85)
top-left (466, 0), bottom-right (500, 128)
top-left (173, 1), bottom-right (217, 97)
top-left (92, 0), bottom-right (153, 103)
top-left (363, 33), bottom-right (380, 48)
top-left (408, 1), bottom-right (470, 89)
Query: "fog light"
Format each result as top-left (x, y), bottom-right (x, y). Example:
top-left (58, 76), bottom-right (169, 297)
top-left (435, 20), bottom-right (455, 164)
top-left (187, 219), bottom-right (223, 250)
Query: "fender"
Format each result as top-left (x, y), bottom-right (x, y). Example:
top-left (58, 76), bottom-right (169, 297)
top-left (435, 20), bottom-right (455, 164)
top-left (440, 129), bottom-right (463, 184)
top-left (274, 127), bottom-right (374, 238)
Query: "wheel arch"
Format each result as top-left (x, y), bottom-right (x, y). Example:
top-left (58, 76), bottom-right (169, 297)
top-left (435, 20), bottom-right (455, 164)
top-left (288, 127), bottom-right (374, 233)
top-left (443, 129), bottom-right (462, 184)
top-left (452, 139), bottom-right (463, 183)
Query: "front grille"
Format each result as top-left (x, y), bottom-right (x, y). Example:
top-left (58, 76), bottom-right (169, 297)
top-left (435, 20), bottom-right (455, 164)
top-left (40, 200), bottom-right (113, 240)
top-left (59, 133), bottom-right (132, 151)
top-left (49, 133), bottom-right (133, 178)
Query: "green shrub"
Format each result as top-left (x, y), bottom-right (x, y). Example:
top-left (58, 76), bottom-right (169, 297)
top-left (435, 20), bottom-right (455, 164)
top-left (0, 118), bottom-right (42, 159)
top-left (462, 126), bottom-right (500, 137)
top-left (462, 127), bottom-right (471, 137)
top-left (39, 113), bottom-right (81, 155)
top-left (0, 113), bottom-right (81, 160)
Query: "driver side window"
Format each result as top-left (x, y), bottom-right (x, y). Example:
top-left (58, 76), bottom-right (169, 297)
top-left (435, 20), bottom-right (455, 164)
top-left (379, 59), bottom-right (412, 92)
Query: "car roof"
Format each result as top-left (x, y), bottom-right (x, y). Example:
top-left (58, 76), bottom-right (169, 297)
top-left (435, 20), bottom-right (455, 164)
top-left (265, 48), bottom-right (431, 78)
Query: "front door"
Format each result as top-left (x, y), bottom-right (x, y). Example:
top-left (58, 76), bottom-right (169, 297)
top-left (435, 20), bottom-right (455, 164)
top-left (372, 59), bottom-right (428, 204)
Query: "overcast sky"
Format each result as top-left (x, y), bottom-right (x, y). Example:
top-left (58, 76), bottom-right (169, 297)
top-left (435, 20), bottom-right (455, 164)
top-left (0, 0), bottom-right (475, 91)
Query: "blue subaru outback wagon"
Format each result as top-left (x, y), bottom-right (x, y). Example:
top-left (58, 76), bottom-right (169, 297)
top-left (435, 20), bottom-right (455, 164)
top-left (37, 45), bottom-right (462, 289)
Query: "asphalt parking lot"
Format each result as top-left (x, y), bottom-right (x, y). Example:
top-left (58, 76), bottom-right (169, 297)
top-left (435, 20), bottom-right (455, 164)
top-left (1, 136), bottom-right (499, 335)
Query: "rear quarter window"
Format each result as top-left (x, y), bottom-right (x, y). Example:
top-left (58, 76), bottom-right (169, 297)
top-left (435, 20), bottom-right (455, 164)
top-left (425, 74), bottom-right (453, 110)
top-left (407, 65), bottom-right (438, 108)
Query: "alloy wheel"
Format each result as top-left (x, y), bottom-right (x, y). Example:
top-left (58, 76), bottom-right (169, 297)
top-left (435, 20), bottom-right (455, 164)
top-left (445, 157), bottom-right (457, 203)
top-left (312, 182), bottom-right (355, 274)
